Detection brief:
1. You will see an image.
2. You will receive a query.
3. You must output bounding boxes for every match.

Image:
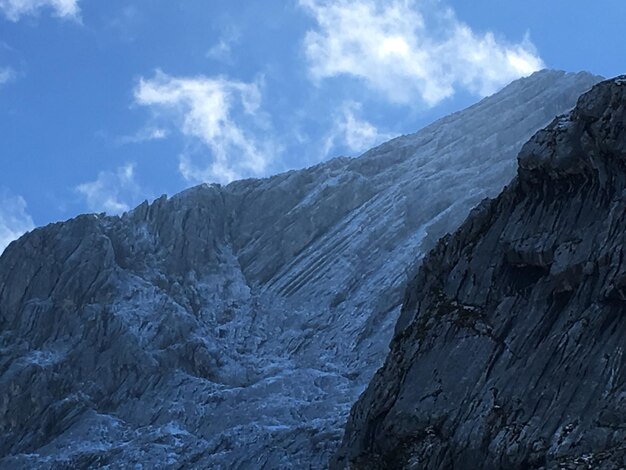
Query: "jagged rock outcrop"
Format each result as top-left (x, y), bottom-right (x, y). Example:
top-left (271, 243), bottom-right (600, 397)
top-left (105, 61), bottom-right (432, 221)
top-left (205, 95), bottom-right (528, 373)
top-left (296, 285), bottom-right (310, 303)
top-left (0, 71), bottom-right (602, 469)
top-left (333, 76), bottom-right (626, 469)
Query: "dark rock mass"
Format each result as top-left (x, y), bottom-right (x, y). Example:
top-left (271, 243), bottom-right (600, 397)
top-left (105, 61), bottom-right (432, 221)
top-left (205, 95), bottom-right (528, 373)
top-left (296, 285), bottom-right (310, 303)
top-left (0, 70), bottom-right (603, 469)
top-left (333, 77), bottom-right (626, 469)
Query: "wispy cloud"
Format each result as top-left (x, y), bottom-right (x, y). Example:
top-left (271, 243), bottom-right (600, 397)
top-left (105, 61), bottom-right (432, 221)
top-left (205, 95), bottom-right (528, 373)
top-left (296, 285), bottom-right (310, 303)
top-left (116, 126), bottom-right (168, 145)
top-left (107, 5), bottom-right (141, 43)
top-left (0, 0), bottom-right (80, 21)
top-left (0, 189), bottom-right (35, 254)
top-left (76, 163), bottom-right (143, 215)
top-left (206, 40), bottom-right (231, 61)
top-left (0, 66), bottom-right (15, 86)
top-left (322, 101), bottom-right (394, 157)
top-left (134, 71), bottom-right (277, 184)
top-left (299, 0), bottom-right (544, 106)
top-left (206, 24), bottom-right (240, 63)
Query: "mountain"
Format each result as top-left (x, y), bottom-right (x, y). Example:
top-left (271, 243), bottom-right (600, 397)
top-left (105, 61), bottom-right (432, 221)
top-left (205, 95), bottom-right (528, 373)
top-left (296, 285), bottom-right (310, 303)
top-left (0, 70), bottom-right (601, 469)
top-left (333, 76), bottom-right (626, 469)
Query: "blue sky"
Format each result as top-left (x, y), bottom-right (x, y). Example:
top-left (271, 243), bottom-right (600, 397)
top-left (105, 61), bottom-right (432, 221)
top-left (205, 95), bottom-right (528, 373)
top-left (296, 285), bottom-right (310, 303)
top-left (0, 0), bottom-right (624, 251)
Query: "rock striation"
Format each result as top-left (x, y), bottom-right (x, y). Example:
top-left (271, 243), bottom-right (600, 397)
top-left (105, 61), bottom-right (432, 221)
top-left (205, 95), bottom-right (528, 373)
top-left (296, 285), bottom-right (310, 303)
top-left (0, 71), bottom-right (602, 469)
top-left (333, 76), bottom-right (626, 469)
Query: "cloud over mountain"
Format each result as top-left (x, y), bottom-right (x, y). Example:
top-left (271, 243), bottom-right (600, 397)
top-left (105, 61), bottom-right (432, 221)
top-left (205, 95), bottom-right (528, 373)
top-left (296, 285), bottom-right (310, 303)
top-left (134, 71), bottom-right (276, 184)
top-left (76, 163), bottom-right (143, 215)
top-left (300, 0), bottom-right (544, 106)
top-left (0, 189), bottom-right (34, 253)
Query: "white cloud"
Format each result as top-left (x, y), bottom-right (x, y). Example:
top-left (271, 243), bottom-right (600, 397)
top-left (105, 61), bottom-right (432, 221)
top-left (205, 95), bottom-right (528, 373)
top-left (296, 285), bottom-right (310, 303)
top-left (322, 102), bottom-right (394, 157)
top-left (0, 0), bottom-right (80, 21)
top-left (0, 67), bottom-right (15, 86)
top-left (107, 5), bottom-right (141, 43)
top-left (206, 40), bottom-right (232, 62)
top-left (206, 25), bottom-right (240, 62)
top-left (76, 163), bottom-right (142, 215)
top-left (134, 71), bottom-right (275, 184)
top-left (299, 0), bottom-right (544, 106)
top-left (0, 189), bottom-right (35, 254)
top-left (117, 126), bottom-right (169, 145)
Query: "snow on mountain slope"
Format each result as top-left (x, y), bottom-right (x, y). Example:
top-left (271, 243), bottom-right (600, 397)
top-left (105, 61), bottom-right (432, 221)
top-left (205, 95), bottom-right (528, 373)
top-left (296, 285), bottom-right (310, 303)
top-left (0, 70), bottom-right (601, 469)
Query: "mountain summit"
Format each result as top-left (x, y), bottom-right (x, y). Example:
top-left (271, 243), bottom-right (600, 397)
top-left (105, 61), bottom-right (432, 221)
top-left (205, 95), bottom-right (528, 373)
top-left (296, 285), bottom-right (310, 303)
top-left (0, 71), bottom-right (601, 468)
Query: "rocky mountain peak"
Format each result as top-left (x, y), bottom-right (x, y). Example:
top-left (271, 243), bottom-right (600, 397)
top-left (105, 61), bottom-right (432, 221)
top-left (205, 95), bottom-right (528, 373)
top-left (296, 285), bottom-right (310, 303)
top-left (518, 76), bottom-right (626, 184)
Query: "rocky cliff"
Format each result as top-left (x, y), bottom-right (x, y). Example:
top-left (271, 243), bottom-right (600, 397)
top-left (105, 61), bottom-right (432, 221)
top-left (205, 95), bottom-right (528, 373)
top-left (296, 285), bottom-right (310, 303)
top-left (0, 71), bottom-right (601, 469)
top-left (333, 76), bottom-right (626, 469)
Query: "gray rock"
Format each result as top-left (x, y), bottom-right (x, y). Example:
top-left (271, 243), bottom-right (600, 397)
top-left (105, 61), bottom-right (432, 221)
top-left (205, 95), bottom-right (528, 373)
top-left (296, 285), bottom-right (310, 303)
top-left (332, 76), bottom-right (626, 469)
top-left (0, 70), bottom-right (601, 469)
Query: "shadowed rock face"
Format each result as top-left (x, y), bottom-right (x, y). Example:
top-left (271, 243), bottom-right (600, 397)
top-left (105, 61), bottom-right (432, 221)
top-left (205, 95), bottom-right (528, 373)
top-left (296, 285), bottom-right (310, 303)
top-left (0, 71), bottom-right (602, 469)
top-left (332, 77), bottom-right (626, 470)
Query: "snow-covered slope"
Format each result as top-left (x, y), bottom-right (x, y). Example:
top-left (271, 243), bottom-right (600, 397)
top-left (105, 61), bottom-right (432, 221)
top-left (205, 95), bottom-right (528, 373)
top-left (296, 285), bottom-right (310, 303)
top-left (0, 70), bottom-right (601, 468)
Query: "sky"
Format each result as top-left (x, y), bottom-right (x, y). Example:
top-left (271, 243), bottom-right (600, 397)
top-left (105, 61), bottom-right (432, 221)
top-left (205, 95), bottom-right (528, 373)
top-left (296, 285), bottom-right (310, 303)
top-left (0, 0), bottom-right (625, 251)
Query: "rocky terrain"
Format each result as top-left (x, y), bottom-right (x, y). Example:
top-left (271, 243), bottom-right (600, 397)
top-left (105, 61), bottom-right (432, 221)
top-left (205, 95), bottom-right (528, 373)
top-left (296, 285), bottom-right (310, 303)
top-left (0, 70), bottom-right (601, 469)
top-left (333, 77), bottom-right (626, 469)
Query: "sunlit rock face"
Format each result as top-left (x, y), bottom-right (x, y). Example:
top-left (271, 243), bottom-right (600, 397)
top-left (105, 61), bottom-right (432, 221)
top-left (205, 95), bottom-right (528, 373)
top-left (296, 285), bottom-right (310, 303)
top-left (0, 70), bottom-right (601, 469)
top-left (333, 76), bottom-right (626, 470)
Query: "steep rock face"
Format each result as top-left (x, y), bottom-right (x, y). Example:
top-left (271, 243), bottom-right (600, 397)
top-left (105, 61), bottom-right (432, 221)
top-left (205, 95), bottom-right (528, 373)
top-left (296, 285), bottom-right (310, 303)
top-left (0, 71), bottom-right (602, 469)
top-left (333, 77), bottom-right (626, 469)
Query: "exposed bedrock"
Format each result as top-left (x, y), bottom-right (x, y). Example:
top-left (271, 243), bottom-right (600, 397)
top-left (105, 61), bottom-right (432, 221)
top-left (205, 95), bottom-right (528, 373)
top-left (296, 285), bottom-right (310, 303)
top-left (333, 77), bottom-right (626, 469)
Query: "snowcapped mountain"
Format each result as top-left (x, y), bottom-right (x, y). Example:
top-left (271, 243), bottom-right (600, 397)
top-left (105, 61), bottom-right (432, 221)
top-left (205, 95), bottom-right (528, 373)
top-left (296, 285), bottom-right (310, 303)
top-left (0, 70), bottom-right (601, 468)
